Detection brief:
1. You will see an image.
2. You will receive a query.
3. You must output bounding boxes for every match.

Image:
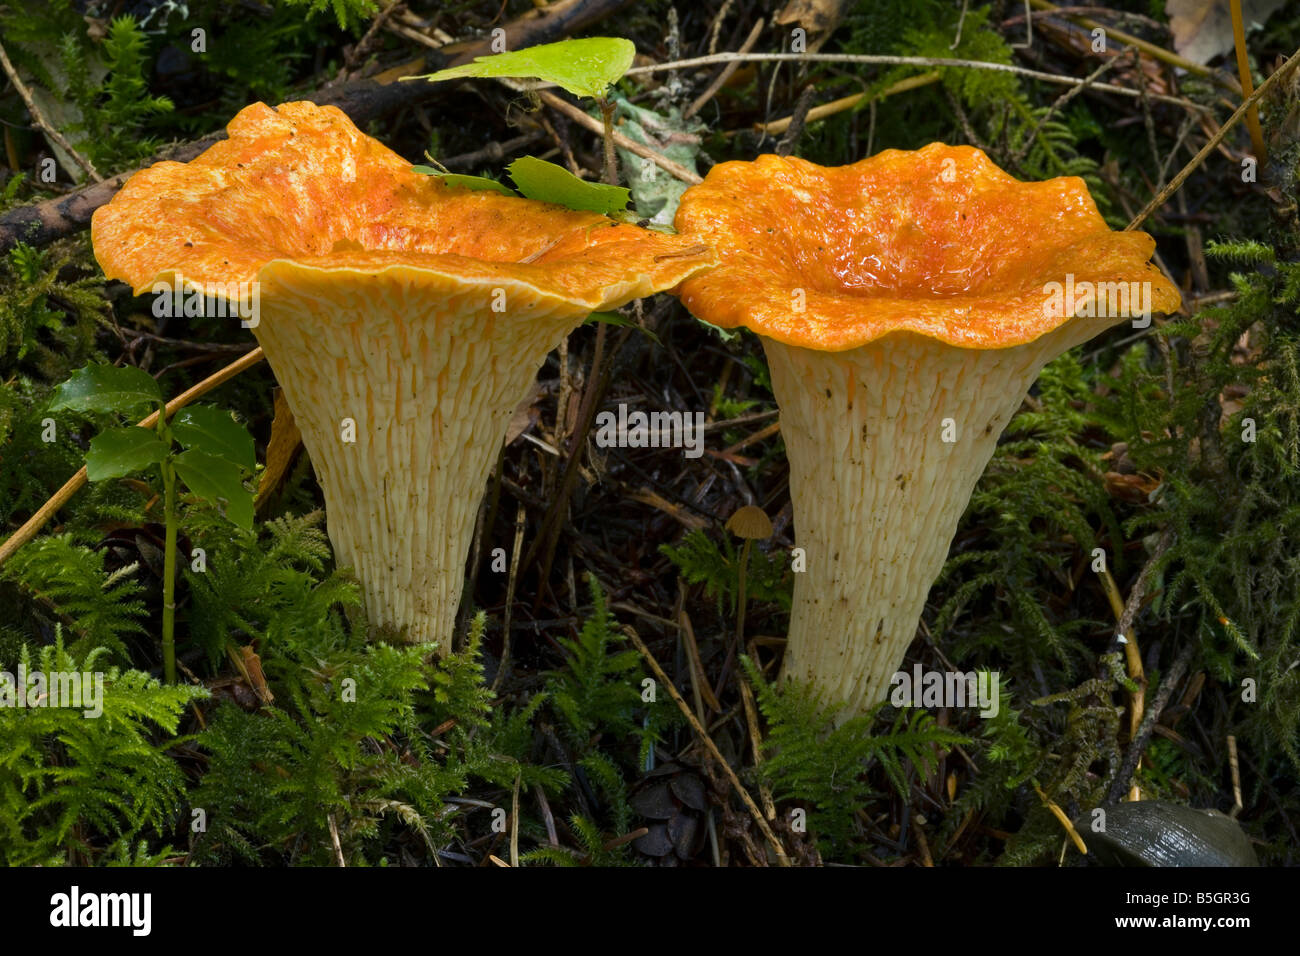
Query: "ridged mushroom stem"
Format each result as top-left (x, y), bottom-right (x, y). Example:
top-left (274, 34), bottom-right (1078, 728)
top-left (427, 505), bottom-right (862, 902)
top-left (254, 263), bottom-right (586, 651)
top-left (767, 321), bottom-right (1105, 716)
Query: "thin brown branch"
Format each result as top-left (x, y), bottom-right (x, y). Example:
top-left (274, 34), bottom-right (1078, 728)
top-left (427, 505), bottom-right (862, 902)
top-left (1126, 46), bottom-right (1300, 231)
top-left (0, 347), bottom-right (267, 569)
top-left (624, 52), bottom-right (1212, 113)
top-left (0, 37), bottom-right (102, 183)
top-left (621, 623), bottom-right (792, 866)
top-left (685, 17), bottom-right (765, 120)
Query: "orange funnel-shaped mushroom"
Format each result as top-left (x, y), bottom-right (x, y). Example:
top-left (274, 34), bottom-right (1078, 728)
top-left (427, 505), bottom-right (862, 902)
top-left (675, 146), bottom-right (1179, 717)
top-left (93, 101), bottom-right (713, 652)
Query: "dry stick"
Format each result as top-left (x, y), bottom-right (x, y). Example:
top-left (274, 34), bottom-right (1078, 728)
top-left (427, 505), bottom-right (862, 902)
top-left (1133, 51), bottom-right (1162, 195)
top-left (1114, 528), bottom-right (1174, 642)
top-left (598, 97), bottom-right (618, 185)
top-left (1099, 567), bottom-right (1144, 736)
top-left (1035, 784), bottom-right (1089, 855)
top-left (676, 593), bottom-right (707, 722)
top-left (722, 420), bottom-right (780, 455)
top-left (388, 22), bottom-right (451, 52)
top-left (1155, 111), bottom-right (1199, 195)
top-left (738, 674), bottom-right (778, 823)
top-left (599, 827), bottom-right (649, 854)
top-left (1126, 46), bottom-right (1300, 231)
top-left (756, 72), bottom-right (941, 136)
top-left (684, 17), bottom-right (765, 120)
top-left (621, 624), bottom-right (791, 866)
top-left (775, 85), bottom-right (817, 157)
top-left (705, 0), bottom-right (735, 56)
top-left (1105, 638), bottom-right (1196, 806)
top-left (443, 131), bottom-right (544, 169)
top-left (1097, 528), bottom-right (1173, 801)
top-left (524, 324), bottom-right (629, 603)
top-left (1228, 0), bottom-right (1267, 164)
top-left (490, 503), bottom-right (527, 695)
top-left (1025, 0), bottom-right (1217, 81)
top-left (679, 604), bottom-right (722, 712)
top-left (327, 812), bottom-right (347, 866)
top-left (1099, 566), bottom-right (1144, 801)
top-left (623, 52), bottom-right (1210, 113)
top-left (1008, 0), bottom-right (1035, 51)
top-left (951, 0), bottom-right (971, 50)
top-left (535, 89), bottom-right (702, 184)
top-left (346, 0), bottom-right (408, 68)
top-left (0, 347), bottom-right (267, 569)
top-left (1010, 51), bottom-right (1129, 166)
top-left (509, 770), bottom-right (521, 868)
top-left (1227, 735), bottom-right (1243, 819)
top-left (535, 784), bottom-right (560, 845)
top-left (945, 88), bottom-right (991, 153)
top-left (0, 37), bottom-right (103, 183)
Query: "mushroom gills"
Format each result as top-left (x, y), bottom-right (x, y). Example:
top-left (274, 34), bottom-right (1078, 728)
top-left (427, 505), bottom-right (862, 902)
top-left (1074, 801), bottom-right (1259, 867)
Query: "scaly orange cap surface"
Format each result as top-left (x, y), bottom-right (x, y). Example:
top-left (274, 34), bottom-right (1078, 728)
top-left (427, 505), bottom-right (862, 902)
top-left (674, 145), bottom-right (1180, 351)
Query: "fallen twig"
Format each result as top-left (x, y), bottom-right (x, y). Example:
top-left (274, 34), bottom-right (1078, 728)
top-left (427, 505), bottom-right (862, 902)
top-left (622, 622), bottom-right (792, 866)
top-left (685, 17), bottom-right (765, 120)
top-left (1126, 46), bottom-right (1300, 231)
top-left (0, 347), bottom-right (267, 569)
top-left (625, 52), bottom-right (1212, 112)
top-left (0, 38), bottom-right (102, 183)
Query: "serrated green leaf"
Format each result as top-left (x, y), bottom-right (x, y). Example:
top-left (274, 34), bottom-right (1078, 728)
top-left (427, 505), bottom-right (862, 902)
top-left (414, 37), bottom-right (634, 99)
top-left (411, 166), bottom-right (518, 195)
top-left (49, 364), bottom-right (163, 417)
top-left (172, 405), bottom-right (255, 471)
top-left (507, 156), bottom-right (629, 215)
top-left (85, 426), bottom-right (169, 481)
top-left (173, 450), bottom-right (254, 530)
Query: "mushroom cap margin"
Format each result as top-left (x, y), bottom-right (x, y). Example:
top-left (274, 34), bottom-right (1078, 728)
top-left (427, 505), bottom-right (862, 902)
top-left (91, 100), bottom-right (716, 315)
top-left (672, 145), bottom-right (1181, 352)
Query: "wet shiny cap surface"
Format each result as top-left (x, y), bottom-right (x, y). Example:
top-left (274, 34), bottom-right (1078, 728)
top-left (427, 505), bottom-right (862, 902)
top-left (673, 145), bottom-right (1180, 351)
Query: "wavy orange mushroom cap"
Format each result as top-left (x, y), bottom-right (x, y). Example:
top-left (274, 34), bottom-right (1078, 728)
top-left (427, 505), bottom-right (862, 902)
top-left (674, 145), bottom-right (1180, 717)
top-left (92, 100), bottom-right (714, 652)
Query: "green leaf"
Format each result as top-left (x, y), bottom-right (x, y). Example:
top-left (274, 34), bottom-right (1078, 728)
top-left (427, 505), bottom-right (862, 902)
top-left (411, 166), bottom-right (518, 195)
top-left (49, 364), bottom-right (162, 417)
top-left (85, 426), bottom-right (169, 481)
top-left (584, 311), bottom-right (660, 344)
top-left (413, 166), bottom-right (520, 196)
top-left (414, 37), bottom-right (635, 99)
top-left (173, 450), bottom-right (254, 530)
top-left (172, 405), bottom-right (256, 471)
top-left (507, 157), bottom-right (629, 215)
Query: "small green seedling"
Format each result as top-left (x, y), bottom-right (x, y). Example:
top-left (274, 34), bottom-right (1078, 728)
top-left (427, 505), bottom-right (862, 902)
top-left (407, 37), bottom-right (636, 210)
top-left (50, 363), bottom-right (256, 683)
